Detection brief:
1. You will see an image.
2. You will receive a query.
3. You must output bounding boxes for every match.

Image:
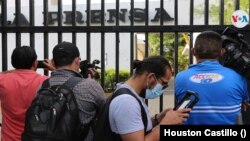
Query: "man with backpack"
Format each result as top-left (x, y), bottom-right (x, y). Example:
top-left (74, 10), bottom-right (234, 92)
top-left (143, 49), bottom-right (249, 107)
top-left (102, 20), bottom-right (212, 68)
top-left (22, 42), bottom-right (106, 141)
top-left (94, 56), bottom-right (190, 141)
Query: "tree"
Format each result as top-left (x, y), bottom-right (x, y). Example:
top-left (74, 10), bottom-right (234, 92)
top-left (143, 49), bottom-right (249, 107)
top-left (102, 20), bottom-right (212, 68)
top-left (148, 33), bottom-right (189, 72)
top-left (194, 0), bottom-right (249, 25)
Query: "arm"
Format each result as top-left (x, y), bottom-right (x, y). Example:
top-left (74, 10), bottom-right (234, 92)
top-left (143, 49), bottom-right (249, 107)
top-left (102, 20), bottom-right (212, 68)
top-left (42, 59), bottom-right (56, 71)
top-left (151, 108), bottom-right (171, 127)
top-left (120, 109), bottom-right (190, 141)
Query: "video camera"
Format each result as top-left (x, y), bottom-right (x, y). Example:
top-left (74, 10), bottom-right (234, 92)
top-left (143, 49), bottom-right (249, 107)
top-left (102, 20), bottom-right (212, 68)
top-left (220, 27), bottom-right (250, 80)
top-left (80, 59), bottom-right (101, 79)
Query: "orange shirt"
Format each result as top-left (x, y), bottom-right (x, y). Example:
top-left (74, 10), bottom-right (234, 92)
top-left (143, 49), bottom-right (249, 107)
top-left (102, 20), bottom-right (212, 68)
top-left (0, 70), bottom-right (48, 141)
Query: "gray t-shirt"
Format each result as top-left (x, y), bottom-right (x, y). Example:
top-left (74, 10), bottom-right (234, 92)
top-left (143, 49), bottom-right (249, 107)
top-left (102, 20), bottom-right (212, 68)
top-left (109, 83), bottom-right (153, 134)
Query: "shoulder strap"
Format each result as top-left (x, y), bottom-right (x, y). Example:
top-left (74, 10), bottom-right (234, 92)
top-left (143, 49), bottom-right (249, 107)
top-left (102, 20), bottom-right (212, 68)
top-left (111, 88), bottom-right (148, 134)
top-left (63, 77), bottom-right (82, 90)
top-left (41, 79), bottom-right (50, 88)
top-left (41, 77), bottom-right (82, 89)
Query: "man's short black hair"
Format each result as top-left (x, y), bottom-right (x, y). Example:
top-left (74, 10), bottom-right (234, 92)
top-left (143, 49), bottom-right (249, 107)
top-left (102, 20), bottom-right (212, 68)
top-left (11, 46), bottom-right (37, 69)
top-left (52, 41), bottom-right (80, 67)
top-left (194, 31), bottom-right (222, 59)
top-left (132, 56), bottom-right (172, 78)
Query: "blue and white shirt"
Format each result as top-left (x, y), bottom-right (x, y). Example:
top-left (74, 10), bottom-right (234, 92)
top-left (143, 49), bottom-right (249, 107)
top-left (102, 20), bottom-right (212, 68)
top-left (175, 60), bottom-right (249, 125)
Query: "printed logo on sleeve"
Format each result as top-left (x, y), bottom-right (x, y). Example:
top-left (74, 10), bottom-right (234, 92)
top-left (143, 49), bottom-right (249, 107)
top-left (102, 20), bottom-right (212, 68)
top-left (190, 73), bottom-right (223, 84)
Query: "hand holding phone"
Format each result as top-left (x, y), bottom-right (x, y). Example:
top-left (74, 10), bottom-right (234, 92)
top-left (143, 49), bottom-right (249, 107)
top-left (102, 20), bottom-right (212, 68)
top-left (174, 90), bottom-right (199, 110)
top-left (37, 59), bottom-right (56, 71)
top-left (37, 60), bottom-right (47, 68)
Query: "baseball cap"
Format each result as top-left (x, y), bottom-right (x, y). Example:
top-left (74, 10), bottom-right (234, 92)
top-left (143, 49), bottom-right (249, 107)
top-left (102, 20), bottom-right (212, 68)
top-left (52, 42), bottom-right (80, 67)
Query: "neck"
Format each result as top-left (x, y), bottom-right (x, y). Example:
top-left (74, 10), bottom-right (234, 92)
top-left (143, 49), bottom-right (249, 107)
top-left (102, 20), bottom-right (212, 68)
top-left (196, 58), bottom-right (218, 63)
top-left (125, 76), bottom-right (144, 96)
top-left (56, 65), bottom-right (78, 72)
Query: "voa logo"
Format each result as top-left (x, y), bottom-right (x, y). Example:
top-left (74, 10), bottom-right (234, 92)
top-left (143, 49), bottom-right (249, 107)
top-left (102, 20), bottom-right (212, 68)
top-left (231, 10), bottom-right (249, 28)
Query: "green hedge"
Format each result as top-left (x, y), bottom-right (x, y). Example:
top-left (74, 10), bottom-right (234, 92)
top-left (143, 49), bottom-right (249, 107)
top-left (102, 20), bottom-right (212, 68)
top-left (104, 68), bottom-right (130, 93)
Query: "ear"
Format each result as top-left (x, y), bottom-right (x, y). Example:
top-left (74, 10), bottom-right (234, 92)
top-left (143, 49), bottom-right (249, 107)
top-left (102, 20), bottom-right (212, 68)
top-left (191, 48), bottom-right (196, 56)
top-left (31, 60), bottom-right (38, 70)
top-left (52, 59), bottom-right (56, 68)
top-left (220, 48), bottom-right (225, 55)
top-left (146, 72), bottom-right (155, 82)
top-left (73, 57), bottom-right (81, 67)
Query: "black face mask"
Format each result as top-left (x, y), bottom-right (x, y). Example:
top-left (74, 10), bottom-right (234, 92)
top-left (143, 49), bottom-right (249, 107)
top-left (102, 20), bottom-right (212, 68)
top-left (139, 88), bottom-right (146, 98)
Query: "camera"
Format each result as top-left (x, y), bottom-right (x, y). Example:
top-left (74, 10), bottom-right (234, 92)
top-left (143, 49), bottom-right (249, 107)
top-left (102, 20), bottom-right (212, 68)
top-left (220, 27), bottom-right (250, 80)
top-left (37, 60), bottom-right (47, 68)
top-left (80, 59), bottom-right (101, 79)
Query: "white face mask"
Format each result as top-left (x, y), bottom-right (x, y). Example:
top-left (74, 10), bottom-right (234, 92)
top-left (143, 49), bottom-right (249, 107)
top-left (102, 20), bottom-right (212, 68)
top-left (145, 78), bottom-right (164, 99)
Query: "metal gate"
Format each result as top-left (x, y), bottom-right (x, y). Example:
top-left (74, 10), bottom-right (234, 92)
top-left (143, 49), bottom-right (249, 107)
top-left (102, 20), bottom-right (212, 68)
top-left (1, 0), bottom-right (250, 113)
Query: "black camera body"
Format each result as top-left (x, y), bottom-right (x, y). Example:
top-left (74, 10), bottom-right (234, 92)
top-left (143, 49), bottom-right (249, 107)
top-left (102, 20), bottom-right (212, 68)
top-left (80, 59), bottom-right (100, 79)
top-left (220, 27), bottom-right (250, 80)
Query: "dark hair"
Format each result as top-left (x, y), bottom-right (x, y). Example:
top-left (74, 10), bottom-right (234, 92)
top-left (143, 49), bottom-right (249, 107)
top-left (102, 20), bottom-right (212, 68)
top-left (194, 31), bottom-right (222, 59)
top-left (132, 56), bottom-right (171, 78)
top-left (11, 46), bottom-right (37, 69)
top-left (52, 42), bottom-right (80, 67)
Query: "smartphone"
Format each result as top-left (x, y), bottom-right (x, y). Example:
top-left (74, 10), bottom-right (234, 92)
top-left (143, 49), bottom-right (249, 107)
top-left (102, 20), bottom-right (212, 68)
top-left (174, 90), bottom-right (199, 110)
top-left (37, 60), bottom-right (47, 68)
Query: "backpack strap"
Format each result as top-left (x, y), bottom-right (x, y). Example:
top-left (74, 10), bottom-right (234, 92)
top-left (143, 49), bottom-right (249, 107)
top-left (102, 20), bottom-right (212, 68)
top-left (63, 77), bottom-right (94, 140)
top-left (111, 88), bottom-right (148, 134)
top-left (41, 79), bottom-right (50, 88)
top-left (41, 77), bottom-right (82, 89)
top-left (63, 77), bottom-right (82, 90)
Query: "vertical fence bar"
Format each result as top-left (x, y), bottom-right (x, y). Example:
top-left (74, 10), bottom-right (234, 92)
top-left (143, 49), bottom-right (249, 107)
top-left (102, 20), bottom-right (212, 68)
top-left (115, 0), bottom-right (120, 83)
top-left (130, 0), bottom-right (134, 75)
top-left (86, 33), bottom-right (91, 61)
top-left (159, 0), bottom-right (164, 112)
top-left (86, 0), bottom-right (91, 62)
top-left (235, 0), bottom-right (240, 10)
top-left (145, 0), bottom-right (149, 105)
top-left (101, 0), bottom-right (105, 88)
top-left (174, 0), bottom-right (179, 75)
top-left (43, 0), bottom-right (49, 75)
top-left (30, 0), bottom-right (35, 49)
top-left (189, 0), bottom-right (194, 64)
top-left (220, 0), bottom-right (224, 25)
top-left (1, 0), bottom-right (7, 71)
top-left (145, 0), bottom-right (149, 58)
top-left (174, 0), bottom-right (179, 106)
top-left (204, 0), bottom-right (209, 25)
top-left (72, 0), bottom-right (76, 45)
top-left (58, 0), bottom-right (62, 43)
top-left (160, 0), bottom-right (164, 55)
top-left (15, 0), bottom-right (21, 48)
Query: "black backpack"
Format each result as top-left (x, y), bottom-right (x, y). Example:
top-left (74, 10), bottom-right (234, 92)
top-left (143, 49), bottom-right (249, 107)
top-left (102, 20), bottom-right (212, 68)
top-left (94, 88), bottom-right (148, 141)
top-left (22, 77), bottom-right (89, 141)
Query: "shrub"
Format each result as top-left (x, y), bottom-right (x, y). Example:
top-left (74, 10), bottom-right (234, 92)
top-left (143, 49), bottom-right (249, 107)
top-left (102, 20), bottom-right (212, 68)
top-left (104, 68), bottom-right (130, 93)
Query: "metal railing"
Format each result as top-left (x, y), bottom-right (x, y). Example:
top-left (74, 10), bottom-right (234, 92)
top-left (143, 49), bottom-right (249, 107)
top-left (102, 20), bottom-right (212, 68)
top-left (1, 0), bottom-right (250, 112)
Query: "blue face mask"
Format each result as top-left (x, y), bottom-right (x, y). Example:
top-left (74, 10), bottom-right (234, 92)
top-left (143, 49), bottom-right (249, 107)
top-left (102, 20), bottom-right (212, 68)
top-left (145, 83), bottom-right (164, 99)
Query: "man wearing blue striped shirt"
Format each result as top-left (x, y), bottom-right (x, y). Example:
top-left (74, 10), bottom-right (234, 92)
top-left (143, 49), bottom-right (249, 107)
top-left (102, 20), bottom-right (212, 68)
top-left (175, 31), bottom-right (249, 125)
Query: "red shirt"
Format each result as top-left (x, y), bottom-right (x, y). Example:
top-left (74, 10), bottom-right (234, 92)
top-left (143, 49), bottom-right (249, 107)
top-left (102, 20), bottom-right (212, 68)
top-left (0, 70), bottom-right (48, 141)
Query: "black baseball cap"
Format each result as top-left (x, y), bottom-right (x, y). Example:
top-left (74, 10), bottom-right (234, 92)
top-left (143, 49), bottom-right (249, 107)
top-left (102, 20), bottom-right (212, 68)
top-left (52, 41), bottom-right (80, 67)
